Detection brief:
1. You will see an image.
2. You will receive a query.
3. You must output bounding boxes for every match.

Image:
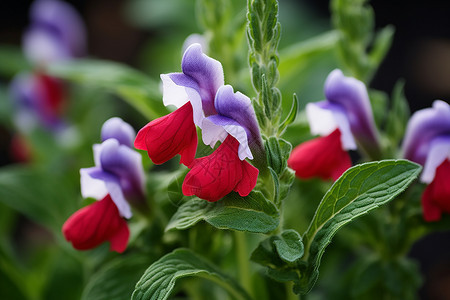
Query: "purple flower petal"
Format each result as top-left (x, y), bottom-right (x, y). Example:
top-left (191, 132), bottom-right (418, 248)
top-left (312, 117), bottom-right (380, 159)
top-left (181, 44), bottom-right (224, 116)
top-left (205, 85), bottom-right (262, 160)
top-left (9, 72), bottom-right (64, 131)
top-left (402, 100), bottom-right (450, 165)
top-left (160, 44), bottom-right (224, 138)
top-left (421, 136), bottom-right (450, 183)
top-left (27, 0), bottom-right (86, 61)
top-left (80, 167), bottom-right (132, 219)
top-left (306, 102), bottom-right (357, 150)
top-left (23, 29), bottom-right (71, 65)
top-left (101, 117), bottom-right (136, 148)
top-left (98, 139), bottom-right (145, 198)
top-left (324, 69), bottom-right (379, 151)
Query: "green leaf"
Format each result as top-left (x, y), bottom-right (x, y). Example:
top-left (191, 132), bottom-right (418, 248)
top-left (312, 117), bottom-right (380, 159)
top-left (279, 93), bottom-right (298, 134)
top-left (385, 80), bottom-right (410, 145)
top-left (250, 231), bottom-right (304, 283)
top-left (278, 31), bottom-right (339, 85)
top-left (166, 191), bottom-right (279, 233)
top-left (274, 229), bottom-right (304, 263)
top-left (298, 159), bottom-right (421, 294)
top-left (132, 248), bottom-right (252, 300)
top-left (369, 25), bottom-right (395, 67)
top-left (0, 166), bottom-right (78, 233)
top-left (265, 137), bottom-right (292, 175)
top-left (82, 255), bottom-right (151, 300)
top-left (48, 59), bottom-right (164, 120)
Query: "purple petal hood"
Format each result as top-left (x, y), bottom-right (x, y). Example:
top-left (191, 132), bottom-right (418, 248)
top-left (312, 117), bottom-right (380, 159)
top-left (402, 100), bottom-right (450, 182)
top-left (23, 0), bottom-right (86, 65)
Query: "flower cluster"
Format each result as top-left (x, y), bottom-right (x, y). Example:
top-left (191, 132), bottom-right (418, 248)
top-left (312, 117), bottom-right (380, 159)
top-left (288, 69), bottom-right (380, 181)
top-left (402, 100), bottom-right (450, 221)
top-left (63, 118), bottom-right (145, 252)
top-left (10, 0), bottom-right (86, 132)
top-left (135, 43), bottom-right (262, 202)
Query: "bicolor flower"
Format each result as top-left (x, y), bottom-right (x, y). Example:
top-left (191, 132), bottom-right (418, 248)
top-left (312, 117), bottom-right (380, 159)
top-left (181, 85), bottom-right (261, 202)
top-left (288, 69), bottom-right (379, 181)
top-left (63, 118), bottom-right (145, 252)
top-left (135, 43), bottom-right (261, 201)
top-left (23, 0), bottom-right (86, 65)
top-left (135, 43), bottom-right (223, 166)
top-left (402, 100), bottom-right (450, 221)
top-left (135, 43), bottom-right (262, 165)
top-left (10, 72), bottom-right (65, 132)
top-left (10, 0), bottom-right (86, 132)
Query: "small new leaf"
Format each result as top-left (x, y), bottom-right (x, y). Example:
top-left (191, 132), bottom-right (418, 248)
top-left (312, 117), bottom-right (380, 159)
top-left (274, 229), bottom-right (304, 263)
top-left (279, 93), bottom-right (299, 134)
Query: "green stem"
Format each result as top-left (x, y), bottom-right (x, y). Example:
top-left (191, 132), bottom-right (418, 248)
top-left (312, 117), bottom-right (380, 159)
top-left (286, 281), bottom-right (300, 300)
top-left (235, 231), bottom-right (253, 297)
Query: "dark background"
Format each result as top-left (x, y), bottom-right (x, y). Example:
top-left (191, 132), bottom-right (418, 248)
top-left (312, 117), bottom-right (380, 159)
top-left (2, 0), bottom-right (450, 112)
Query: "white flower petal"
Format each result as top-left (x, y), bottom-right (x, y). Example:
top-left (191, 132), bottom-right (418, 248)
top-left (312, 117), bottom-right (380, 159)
top-left (421, 137), bottom-right (450, 183)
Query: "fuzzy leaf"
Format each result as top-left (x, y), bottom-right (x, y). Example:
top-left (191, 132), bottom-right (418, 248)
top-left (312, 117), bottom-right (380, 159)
top-left (279, 93), bottom-right (299, 134)
top-left (274, 229), bottom-right (304, 263)
top-left (166, 191), bottom-right (279, 233)
top-left (132, 248), bottom-right (251, 300)
top-left (48, 59), bottom-right (164, 120)
top-left (298, 160), bottom-right (421, 293)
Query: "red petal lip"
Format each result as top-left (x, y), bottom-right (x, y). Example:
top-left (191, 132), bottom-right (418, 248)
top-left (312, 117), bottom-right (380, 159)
top-left (182, 136), bottom-right (259, 202)
top-left (62, 195), bottom-right (129, 253)
top-left (134, 102), bottom-right (197, 166)
top-left (287, 129), bottom-right (352, 181)
top-left (422, 159), bottom-right (450, 222)
top-left (36, 73), bottom-right (65, 123)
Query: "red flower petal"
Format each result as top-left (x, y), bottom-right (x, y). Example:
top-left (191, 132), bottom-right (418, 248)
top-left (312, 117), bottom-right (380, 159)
top-left (287, 129), bottom-right (352, 181)
top-left (422, 159), bottom-right (450, 222)
top-left (182, 136), bottom-right (259, 202)
top-left (134, 102), bottom-right (197, 166)
top-left (36, 73), bottom-right (65, 118)
top-left (62, 195), bottom-right (129, 253)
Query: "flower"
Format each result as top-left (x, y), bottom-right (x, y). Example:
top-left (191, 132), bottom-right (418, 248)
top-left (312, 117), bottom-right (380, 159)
top-left (180, 85), bottom-right (261, 201)
top-left (23, 0), bottom-right (86, 65)
top-left (10, 72), bottom-right (65, 131)
top-left (63, 118), bottom-right (145, 252)
top-left (62, 195), bottom-right (129, 252)
top-left (182, 136), bottom-right (259, 202)
top-left (10, 0), bottom-right (86, 132)
top-left (402, 100), bottom-right (450, 221)
top-left (135, 43), bottom-right (224, 166)
top-left (135, 44), bottom-right (261, 201)
top-left (288, 129), bottom-right (352, 181)
top-left (289, 69), bottom-right (378, 181)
